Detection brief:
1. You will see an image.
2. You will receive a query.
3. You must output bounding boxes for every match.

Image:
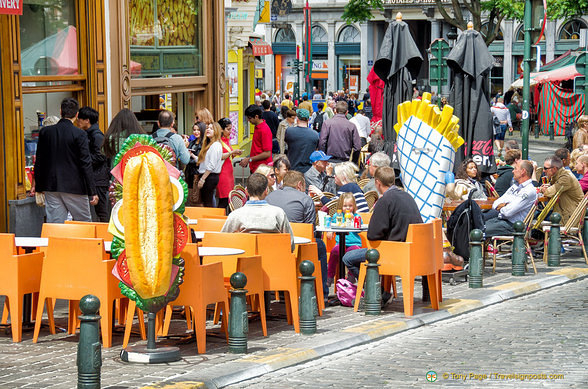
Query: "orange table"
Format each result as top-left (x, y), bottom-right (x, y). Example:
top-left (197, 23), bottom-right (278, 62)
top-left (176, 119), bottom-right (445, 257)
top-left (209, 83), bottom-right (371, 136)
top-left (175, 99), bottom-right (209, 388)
top-left (442, 198), bottom-right (496, 212)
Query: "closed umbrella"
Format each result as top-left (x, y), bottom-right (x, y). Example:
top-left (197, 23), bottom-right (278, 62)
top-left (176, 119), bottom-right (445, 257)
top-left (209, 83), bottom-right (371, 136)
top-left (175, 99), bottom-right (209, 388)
top-left (446, 26), bottom-right (495, 174)
top-left (373, 13), bottom-right (422, 161)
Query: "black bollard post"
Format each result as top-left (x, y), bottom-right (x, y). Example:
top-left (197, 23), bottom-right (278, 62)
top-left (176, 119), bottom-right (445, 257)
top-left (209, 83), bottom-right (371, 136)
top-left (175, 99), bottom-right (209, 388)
top-left (77, 295), bottom-right (101, 389)
top-left (468, 229), bottom-right (484, 288)
top-left (511, 221), bottom-right (526, 276)
top-left (534, 120), bottom-right (540, 138)
top-left (298, 261), bottom-right (317, 335)
top-left (228, 272), bottom-right (248, 353)
top-left (547, 212), bottom-right (562, 267)
top-left (363, 249), bottom-right (382, 315)
top-left (549, 121), bottom-right (555, 141)
top-left (583, 209), bottom-right (588, 256)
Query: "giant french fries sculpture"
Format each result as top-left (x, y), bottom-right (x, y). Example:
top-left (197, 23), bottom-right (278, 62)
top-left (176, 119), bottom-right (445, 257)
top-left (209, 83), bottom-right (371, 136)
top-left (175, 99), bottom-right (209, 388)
top-left (108, 134), bottom-right (187, 313)
top-left (394, 92), bottom-right (465, 223)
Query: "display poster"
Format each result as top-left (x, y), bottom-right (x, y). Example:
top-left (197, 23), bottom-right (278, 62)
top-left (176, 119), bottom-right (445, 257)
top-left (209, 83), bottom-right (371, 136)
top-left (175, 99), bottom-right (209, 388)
top-left (229, 111), bottom-right (239, 145)
top-left (228, 63), bottom-right (239, 99)
top-left (349, 75), bottom-right (359, 94)
top-left (285, 75), bottom-right (295, 95)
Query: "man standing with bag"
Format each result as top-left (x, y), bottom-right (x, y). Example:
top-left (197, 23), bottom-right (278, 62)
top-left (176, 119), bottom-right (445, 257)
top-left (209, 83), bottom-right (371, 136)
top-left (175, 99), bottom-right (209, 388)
top-left (32, 98), bottom-right (98, 222)
top-left (318, 101), bottom-right (362, 164)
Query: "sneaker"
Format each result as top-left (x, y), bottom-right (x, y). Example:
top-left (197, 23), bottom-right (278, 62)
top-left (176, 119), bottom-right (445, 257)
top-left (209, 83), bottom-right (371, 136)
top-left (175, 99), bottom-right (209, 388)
top-left (381, 291), bottom-right (392, 307)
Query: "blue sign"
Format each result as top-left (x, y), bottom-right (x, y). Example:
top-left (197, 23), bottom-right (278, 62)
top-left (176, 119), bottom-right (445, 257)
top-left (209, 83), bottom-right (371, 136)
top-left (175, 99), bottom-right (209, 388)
top-left (368, 60), bottom-right (373, 66)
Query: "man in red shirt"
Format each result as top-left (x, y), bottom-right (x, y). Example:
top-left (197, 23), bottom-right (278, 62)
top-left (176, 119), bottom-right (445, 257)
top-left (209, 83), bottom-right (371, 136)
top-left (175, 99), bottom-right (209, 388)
top-left (240, 104), bottom-right (273, 173)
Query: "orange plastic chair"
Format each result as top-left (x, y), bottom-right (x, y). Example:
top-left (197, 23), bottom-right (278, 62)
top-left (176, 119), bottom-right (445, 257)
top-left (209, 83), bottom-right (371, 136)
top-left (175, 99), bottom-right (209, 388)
top-left (192, 218), bottom-right (227, 232)
top-left (358, 212), bottom-right (372, 224)
top-left (162, 243), bottom-right (229, 354)
top-left (0, 234), bottom-right (44, 342)
top-left (33, 237), bottom-right (123, 347)
top-left (65, 220), bottom-right (114, 241)
top-left (354, 223), bottom-right (440, 316)
top-left (432, 218), bottom-right (444, 303)
top-left (184, 206), bottom-right (226, 219)
top-left (234, 255), bottom-right (267, 336)
top-left (256, 233), bottom-right (300, 333)
top-left (290, 222), bottom-right (315, 242)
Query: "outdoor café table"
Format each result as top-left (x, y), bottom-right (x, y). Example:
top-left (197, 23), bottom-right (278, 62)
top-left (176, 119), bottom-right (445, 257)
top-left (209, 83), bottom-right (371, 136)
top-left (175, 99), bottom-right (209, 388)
top-left (442, 198), bottom-right (496, 212)
top-left (15, 237), bottom-right (112, 252)
top-left (315, 225), bottom-right (368, 279)
top-left (197, 247), bottom-right (245, 265)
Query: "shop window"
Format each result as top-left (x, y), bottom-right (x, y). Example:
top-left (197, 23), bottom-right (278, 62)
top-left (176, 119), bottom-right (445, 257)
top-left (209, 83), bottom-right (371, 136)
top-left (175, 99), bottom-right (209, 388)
top-left (338, 26), bottom-right (360, 43)
top-left (275, 27), bottom-right (295, 43)
top-left (516, 23), bottom-right (546, 41)
top-left (337, 55), bottom-right (360, 92)
top-left (20, 0), bottom-right (78, 77)
top-left (480, 22), bottom-right (503, 41)
top-left (489, 56), bottom-right (503, 96)
top-left (559, 19), bottom-right (588, 40)
top-left (311, 25), bottom-right (327, 43)
top-left (130, 0), bottom-right (204, 78)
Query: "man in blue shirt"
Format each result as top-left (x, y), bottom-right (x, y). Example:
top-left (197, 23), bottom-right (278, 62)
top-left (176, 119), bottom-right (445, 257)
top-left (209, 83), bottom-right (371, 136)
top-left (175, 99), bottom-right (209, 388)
top-left (285, 109), bottom-right (319, 173)
top-left (484, 160), bottom-right (537, 237)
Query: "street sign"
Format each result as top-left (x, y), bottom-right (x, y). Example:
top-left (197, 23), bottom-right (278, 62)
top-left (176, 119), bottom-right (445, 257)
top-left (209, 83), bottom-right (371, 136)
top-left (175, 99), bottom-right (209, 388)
top-left (429, 39), bottom-right (450, 87)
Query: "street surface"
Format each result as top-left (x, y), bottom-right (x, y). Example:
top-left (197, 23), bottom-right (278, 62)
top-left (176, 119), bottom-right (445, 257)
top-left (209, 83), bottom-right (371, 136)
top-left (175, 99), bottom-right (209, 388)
top-left (228, 278), bottom-right (588, 388)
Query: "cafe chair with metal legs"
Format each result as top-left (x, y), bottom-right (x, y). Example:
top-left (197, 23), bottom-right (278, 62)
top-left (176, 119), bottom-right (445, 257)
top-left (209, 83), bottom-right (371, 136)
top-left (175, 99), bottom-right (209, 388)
top-left (162, 243), bottom-right (229, 354)
top-left (33, 237), bottom-right (122, 348)
top-left (354, 222), bottom-right (440, 316)
top-left (256, 233), bottom-right (301, 333)
top-left (0, 233), bottom-right (44, 342)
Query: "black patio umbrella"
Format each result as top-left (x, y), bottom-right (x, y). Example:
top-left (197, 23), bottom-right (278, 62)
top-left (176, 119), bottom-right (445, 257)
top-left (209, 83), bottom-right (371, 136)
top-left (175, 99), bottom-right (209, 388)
top-left (373, 14), bottom-right (423, 163)
top-left (446, 27), bottom-right (495, 175)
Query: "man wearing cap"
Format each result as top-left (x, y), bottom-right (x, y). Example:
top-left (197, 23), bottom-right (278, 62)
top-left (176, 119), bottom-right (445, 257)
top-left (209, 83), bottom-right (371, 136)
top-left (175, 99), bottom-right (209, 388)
top-left (305, 151), bottom-right (336, 194)
top-left (285, 109), bottom-right (319, 173)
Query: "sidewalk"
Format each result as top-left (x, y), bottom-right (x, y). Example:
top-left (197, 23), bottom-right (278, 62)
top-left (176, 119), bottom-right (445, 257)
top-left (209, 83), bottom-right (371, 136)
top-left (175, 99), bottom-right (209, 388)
top-left (1, 245), bottom-right (587, 389)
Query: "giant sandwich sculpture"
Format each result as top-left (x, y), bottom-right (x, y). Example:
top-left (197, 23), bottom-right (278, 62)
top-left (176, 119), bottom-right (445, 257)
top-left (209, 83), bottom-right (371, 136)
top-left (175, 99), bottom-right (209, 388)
top-left (107, 135), bottom-right (187, 363)
top-left (394, 92), bottom-right (464, 223)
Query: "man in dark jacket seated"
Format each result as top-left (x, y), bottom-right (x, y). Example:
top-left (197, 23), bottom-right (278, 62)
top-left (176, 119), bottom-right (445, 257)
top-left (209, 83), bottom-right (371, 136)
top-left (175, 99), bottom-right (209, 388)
top-left (495, 149), bottom-right (521, 196)
top-left (342, 166), bottom-right (422, 279)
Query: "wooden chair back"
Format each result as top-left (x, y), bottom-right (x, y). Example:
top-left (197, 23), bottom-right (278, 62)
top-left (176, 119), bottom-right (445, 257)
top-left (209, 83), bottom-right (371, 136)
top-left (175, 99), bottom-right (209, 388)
top-left (563, 193), bottom-right (588, 232)
top-left (363, 190), bottom-right (379, 211)
top-left (357, 178), bottom-right (370, 190)
top-left (533, 189), bottom-right (562, 229)
top-left (485, 181), bottom-right (499, 198)
top-left (229, 190), bottom-right (247, 212)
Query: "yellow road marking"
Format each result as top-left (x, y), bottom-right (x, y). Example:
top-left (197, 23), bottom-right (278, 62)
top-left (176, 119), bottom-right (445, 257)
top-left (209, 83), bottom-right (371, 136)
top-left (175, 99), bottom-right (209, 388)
top-left (342, 320), bottom-right (408, 338)
top-left (490, 281), bottom-right (540, 294)
top-left (239, 347), bottom-right (318, 365)
top-left (141, 382), bottom-right (206, 389)
top-left (438, 299), bottom-right (483, 314)
top-left (547, 267), bottom-right (588, 279)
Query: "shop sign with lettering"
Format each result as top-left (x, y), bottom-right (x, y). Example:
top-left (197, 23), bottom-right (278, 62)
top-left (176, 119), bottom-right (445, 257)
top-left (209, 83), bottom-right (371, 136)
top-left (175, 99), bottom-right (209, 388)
top-left (0, 0), bottom-right (23, 15)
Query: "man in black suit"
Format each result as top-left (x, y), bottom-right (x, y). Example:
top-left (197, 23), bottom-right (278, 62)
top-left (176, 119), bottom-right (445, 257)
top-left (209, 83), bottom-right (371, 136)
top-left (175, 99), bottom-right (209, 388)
top-left (78, 106), bottom-right (110, 222)
top-left (32, 98), bottom-right (98, 223)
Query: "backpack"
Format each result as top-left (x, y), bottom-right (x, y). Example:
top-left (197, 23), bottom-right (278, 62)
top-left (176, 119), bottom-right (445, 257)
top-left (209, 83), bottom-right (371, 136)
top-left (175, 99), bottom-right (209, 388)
top-left (446, 191), bottom-right (484, 261)
top-left (313, 112), bottom-right (325, 133)
top-left (152, 131), bottom-right (175, 149)
top-left (335, 278), bottom-right (363, 307)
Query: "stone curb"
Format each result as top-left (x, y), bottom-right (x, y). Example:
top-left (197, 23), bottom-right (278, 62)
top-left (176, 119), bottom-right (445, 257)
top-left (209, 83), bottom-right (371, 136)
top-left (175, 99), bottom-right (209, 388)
top-left (143, 267), bottom-right (588, 389)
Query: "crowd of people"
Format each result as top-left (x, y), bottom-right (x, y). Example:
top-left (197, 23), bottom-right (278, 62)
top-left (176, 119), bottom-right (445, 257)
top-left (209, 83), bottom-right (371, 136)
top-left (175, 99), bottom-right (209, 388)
top-left (30, 92), bottom-right (588, 307)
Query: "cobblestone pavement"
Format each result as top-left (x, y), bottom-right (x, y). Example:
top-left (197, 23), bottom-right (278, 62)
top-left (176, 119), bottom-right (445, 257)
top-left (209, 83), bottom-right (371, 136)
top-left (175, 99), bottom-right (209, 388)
top-left (227, 278), bottom-right (588, 389)
top-left (0, 246), bottom-right (586, 388)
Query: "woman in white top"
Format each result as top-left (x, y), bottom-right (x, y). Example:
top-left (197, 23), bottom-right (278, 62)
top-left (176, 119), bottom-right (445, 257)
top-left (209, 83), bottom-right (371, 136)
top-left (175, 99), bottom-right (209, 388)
top-left (197, 122), bottom-right (223, 207)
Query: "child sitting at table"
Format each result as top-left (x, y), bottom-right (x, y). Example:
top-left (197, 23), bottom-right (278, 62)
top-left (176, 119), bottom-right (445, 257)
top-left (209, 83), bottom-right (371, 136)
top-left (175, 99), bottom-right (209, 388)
top-left (326, 192), bottom-right (363, 286)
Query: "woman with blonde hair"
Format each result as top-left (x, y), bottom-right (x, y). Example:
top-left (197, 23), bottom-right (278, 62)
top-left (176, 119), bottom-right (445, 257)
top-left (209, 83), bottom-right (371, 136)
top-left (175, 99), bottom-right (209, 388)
top-left (197, 122), bottom-right (223, 207)
top-left (254, 164), bottom-right (276, 192)
top-left (574, 154), bottom-right (588, 193)
top-left (309, 162), bottom-right (369, 212)
top-left (573, 115), bottom-right (588, 150)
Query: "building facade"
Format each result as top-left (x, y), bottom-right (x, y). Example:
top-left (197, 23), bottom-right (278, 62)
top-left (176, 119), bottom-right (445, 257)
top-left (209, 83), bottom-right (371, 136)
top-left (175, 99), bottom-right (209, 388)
top-left (0, 0), bottom-right (226, 232)
top-left (263, 0), bottom-right (587, 98)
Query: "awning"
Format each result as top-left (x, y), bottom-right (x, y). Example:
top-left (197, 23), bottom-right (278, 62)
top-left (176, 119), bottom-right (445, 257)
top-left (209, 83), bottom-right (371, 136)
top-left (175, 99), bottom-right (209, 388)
top-left (509, 64), bottom-right (581, 90)
top-left (249, 38), bottom-right (273, 56)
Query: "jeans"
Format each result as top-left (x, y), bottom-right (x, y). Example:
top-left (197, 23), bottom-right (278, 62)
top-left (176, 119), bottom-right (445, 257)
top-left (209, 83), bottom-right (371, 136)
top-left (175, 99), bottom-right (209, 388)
top-left (342, 248), bottom-right (369, 278)
top-left (316, 238), bottom-right (328, 299)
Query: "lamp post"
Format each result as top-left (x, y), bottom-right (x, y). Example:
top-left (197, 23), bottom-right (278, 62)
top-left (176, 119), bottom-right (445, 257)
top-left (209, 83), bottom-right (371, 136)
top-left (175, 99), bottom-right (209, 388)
top-left (521, 0), bottom-right (546, 159)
